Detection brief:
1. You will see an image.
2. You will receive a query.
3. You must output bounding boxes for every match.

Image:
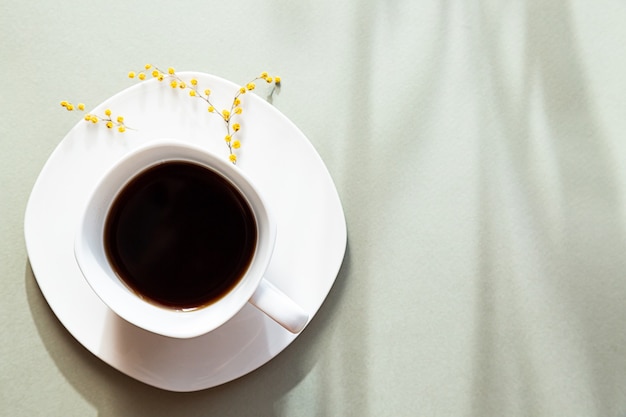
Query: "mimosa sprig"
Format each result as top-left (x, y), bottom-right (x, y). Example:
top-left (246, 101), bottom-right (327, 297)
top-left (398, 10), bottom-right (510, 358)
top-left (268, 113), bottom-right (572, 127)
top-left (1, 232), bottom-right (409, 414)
top-left (60, 65), bottom-right (281, 164)
top-left (59, 101), bottom-right (129, 133)
top-left (129, 65), bottom-right (281, 164)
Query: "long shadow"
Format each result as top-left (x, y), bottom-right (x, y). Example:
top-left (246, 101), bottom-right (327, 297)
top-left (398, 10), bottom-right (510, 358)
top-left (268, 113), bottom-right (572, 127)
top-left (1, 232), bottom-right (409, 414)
top-left (26, 248), bottom-right (350, 416)
top-left (526, 2), bottom-right (626, 413)
top-left (472, 1), bottom-right (626, 415)
top-left (316, 2), bottom-right (378, 414)
top-left (329, 1), bottom-right (459, 415)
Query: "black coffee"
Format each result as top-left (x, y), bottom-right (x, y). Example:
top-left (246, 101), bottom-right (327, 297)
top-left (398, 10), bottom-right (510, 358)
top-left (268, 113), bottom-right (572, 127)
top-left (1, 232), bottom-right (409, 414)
top-left (104, 161), bottom-right (257, 310)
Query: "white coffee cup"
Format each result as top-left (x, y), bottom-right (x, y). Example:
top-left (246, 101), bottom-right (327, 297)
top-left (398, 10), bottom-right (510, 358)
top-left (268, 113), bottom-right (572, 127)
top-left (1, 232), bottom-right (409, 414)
top-left (74, 139), bottom-right (309, 338)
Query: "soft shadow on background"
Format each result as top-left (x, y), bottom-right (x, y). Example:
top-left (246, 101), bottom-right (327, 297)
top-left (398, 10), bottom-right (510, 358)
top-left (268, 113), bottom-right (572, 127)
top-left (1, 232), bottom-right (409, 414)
top-left (26, 246), bottom-right (351, 417)
top-left (472, 2), bottom-right (626, 416)
top-left (9, 0), bottom-right (626, 415)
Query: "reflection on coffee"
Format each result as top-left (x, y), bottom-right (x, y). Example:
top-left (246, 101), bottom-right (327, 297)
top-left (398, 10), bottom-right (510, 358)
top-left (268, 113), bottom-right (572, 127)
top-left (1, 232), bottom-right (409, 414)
top-left (104, 161), bottom-right (257, 310)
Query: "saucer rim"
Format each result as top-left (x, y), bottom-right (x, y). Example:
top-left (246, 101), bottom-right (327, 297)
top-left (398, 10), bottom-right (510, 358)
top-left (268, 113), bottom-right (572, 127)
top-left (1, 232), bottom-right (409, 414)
top-left (24, 71), bottom-right (347, 391)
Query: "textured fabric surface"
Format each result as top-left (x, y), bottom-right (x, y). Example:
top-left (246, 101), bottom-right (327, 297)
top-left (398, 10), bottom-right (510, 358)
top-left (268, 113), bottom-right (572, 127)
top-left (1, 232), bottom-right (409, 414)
top-left (2, 1), bottom-right (626, 416)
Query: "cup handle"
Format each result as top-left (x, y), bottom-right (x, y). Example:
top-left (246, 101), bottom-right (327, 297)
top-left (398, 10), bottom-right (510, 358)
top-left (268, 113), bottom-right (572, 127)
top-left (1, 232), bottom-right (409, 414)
top-left (249, 278), bottom-right (309, 333)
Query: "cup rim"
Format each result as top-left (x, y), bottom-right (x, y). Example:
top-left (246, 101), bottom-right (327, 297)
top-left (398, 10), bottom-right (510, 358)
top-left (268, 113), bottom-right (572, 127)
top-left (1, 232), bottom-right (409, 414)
top-left (74, 139), bottom-right (276, 339)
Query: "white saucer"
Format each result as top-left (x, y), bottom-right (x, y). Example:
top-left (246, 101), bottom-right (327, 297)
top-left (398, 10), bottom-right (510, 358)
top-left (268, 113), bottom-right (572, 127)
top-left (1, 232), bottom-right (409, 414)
top-left (24, 72), bottom-right (347, 392)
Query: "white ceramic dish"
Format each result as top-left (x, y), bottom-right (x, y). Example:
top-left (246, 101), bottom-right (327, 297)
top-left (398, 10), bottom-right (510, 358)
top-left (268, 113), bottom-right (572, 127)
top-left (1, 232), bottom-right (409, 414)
top-left (24, 72), bottom-right (347, 392)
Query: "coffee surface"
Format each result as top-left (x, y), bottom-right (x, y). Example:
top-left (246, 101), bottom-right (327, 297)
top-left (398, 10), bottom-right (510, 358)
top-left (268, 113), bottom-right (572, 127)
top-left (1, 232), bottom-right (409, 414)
top-left (104, 161), bottom-right (257, 309)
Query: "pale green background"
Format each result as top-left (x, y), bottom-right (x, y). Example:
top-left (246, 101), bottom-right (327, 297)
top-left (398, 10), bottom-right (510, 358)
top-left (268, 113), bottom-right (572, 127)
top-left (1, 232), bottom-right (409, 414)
top-left (3, 0), bottom-right (626, 416)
